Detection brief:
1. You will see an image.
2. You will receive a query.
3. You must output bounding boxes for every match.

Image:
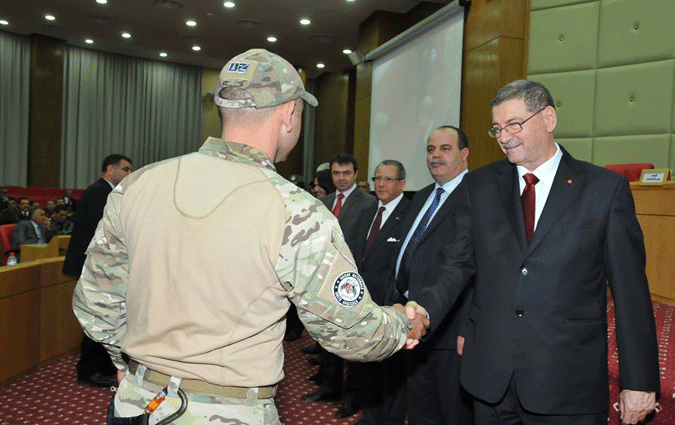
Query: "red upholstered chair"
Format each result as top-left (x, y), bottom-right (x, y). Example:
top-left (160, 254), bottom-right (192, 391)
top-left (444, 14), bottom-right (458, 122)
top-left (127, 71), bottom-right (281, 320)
top-left (0, 223), bottom-right (17, 266)
top-left (604, 163), bottom-right (654, 182)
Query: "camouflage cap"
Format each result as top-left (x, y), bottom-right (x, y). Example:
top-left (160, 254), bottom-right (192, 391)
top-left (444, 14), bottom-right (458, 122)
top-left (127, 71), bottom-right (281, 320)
top-left (215, 48), bottom-right (318, 109)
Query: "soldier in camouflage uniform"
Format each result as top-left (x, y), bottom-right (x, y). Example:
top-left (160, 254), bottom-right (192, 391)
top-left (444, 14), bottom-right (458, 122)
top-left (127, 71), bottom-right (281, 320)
top-left (73, 48), bottom-right (427, 425)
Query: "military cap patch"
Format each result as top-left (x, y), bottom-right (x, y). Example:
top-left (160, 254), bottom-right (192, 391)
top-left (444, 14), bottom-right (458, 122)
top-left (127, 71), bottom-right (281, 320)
top-left (227, 62), bottom-right (251, 73)
top-left (333, 272), bottom-right (365, 307)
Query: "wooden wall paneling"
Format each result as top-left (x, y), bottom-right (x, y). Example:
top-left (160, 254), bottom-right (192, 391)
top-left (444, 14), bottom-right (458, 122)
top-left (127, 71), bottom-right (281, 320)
top-left (28, 35), bottom-right (65, 187)
top-left (463, 0), bottom-right (527, 52)
top-left (0, 264), bottom-right (41, 298)
top-left (353, 95), bottom-right (372, 177)
top-left (462, 37), bottom-right (526, 169)
top-left (202, 68), bottom-right (221, 140)
top-left (358, 11), bottom-right (405, 55)
top-left (632, 183), bottom-right (675, 305)
top-left (40, 279), bottom-right (81, 362)
top-left (313, 73), bottom-right (349, 169)
top-left (0, 290), bottom-right (41, 383)
top-left (461, 0), bottom-right (529, 170)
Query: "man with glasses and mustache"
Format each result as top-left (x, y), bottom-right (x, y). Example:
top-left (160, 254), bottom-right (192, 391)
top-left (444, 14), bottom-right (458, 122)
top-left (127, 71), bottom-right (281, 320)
top-left (407, 79), bottom-right (658, 425)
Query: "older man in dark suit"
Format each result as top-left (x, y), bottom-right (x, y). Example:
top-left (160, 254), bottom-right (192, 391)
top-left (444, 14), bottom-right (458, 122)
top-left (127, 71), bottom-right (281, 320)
top-left (11, 206), bottom-right (54, 255)
top-left (303, 153), bottom-right (377, 404)
top-left (63, 153), bottom-right (132, 387)
top-left (338, 159), bottom-right (411, 422)
top-left (409, 80), bottom-right (659, 425)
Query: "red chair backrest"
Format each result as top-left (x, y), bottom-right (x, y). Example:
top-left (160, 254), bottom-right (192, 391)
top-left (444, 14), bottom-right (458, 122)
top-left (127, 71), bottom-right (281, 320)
top-left (0, 223), bottom-right (17, 266)
top-left (604, 163), bottom-right (654, 182)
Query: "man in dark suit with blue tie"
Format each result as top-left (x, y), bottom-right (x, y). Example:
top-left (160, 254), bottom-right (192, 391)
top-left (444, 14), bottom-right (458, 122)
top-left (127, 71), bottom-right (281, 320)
top-left (339, 160), bottom-right (410, 421)
top-left (386, 126), bottom-right (474, 425)
top-left (408, 80), bottom-right (659, 425)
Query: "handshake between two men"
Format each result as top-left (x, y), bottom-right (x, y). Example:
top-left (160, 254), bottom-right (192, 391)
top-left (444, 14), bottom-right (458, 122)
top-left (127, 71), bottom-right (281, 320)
top-left (393, 301), bottom-right (430, 350)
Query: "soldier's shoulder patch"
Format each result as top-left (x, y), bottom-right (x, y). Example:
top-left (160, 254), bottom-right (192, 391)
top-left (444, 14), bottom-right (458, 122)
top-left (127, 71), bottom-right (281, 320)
top-left (333, 272), bottom-right (365, 307)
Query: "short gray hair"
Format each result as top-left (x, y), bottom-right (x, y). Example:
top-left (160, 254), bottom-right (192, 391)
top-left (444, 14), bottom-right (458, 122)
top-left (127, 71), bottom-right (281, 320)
top-left (491, 79), bottom-right (555, 113)
top-left (377, 160), bottom-right (406, 180)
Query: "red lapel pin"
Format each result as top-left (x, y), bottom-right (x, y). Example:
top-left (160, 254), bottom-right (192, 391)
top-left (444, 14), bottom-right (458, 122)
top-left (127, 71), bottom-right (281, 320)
top-left (567, 179), bottom-right (573, 184)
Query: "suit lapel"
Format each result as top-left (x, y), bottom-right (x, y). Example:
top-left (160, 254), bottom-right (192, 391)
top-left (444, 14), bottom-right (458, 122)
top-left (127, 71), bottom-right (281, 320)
top-left (338, 189), bottom-right (359, 221)
top-left (363, 198), bottom-right (407, 261)
top-left (400, 185), bottom-right (433, 238)
top-left (527, 151), bottom-right (582, 252)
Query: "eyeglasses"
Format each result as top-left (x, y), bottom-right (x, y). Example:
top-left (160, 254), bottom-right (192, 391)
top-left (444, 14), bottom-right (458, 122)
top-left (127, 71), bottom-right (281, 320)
top-left (487, 107), bottom-right (546, 138)
top-left (371, 176), bottom-right (402, 183)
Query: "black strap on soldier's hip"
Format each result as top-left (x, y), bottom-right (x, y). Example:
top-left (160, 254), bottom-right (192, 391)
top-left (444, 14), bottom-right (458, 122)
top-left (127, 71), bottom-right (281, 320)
top-left (106, 389), bottom-right (187, 425)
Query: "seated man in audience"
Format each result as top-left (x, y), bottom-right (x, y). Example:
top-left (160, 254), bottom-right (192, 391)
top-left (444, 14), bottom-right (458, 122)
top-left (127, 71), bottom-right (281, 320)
top-left (0, 198), bottom-right (20, 225)
top-left (18, 197), bottom-right (32, 221)
top-left (11, 206), bottom-right (54, 258)
top-left (45, 200), bottom-right (57, 217)
top-left (63, 189), bottom-right (77, 212)
top-left (50, 205), bottom-right (74, 235)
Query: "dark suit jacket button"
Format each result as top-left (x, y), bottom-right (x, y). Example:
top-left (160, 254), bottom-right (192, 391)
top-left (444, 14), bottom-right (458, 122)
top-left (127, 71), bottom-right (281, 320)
top-left (516, 309), bottom-right (524, 316)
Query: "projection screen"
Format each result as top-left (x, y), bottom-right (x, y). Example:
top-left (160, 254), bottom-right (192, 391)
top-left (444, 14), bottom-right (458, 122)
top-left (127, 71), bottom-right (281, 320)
top-left (367, 3), bottom-right (464, 191)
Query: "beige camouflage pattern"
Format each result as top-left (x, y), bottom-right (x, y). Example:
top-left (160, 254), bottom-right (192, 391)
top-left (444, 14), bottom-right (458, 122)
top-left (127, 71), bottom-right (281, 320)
top-left (214, 48), bottom-right (318, 109)
top-left (73, 137), bottom-right (410, 421)
top-left (113, 370), bottom-right (279, 425)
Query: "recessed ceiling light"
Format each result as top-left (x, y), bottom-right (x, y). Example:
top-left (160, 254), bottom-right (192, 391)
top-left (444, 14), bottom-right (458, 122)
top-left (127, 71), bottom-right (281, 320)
top-left (224, 1), bottom-right (235, 8)
top-left (316, 63), bottom-right (325, 69)
top-left (0, 20), bottom-right (9, 26)
top-left (267, 36), bottom-right (277, 43)
top-left (96, 0), bottom-right (108, 4)
top-left (121, 32), bottom-right (131, 38)
top-left (45, 14), bottom-right (56, 21)
top-left (186, 20), bottom-right (197, 27)
top-left (85, 39), bottom-right (94, 44)
top-left (159, 52), bottom-right (168, 57)
top-left (300, 18), bottom-right (311, 26)
top-left (343, 49), bottom-right (352, 55)
top-left (192, 45), bottom-right (201, 51)
top-left (347, 0), bottom-right (356, 2)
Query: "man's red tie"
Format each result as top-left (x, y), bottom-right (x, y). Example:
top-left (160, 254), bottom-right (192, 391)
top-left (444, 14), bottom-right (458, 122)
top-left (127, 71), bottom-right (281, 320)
top-left (522, 173), bottom-right (539, 244)
top-left (363, 206), bottom-right (386, 258)
top-left (332, 193), bottom-right (345, 217)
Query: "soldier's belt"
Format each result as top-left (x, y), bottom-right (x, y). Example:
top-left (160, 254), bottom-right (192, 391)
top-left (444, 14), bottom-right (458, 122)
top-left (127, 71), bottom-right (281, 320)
top-left (128, 360), bottom-right (276, 399)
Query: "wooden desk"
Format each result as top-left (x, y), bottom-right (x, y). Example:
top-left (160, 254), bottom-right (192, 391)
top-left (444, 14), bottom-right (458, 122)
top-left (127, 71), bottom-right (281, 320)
top-left (0, 257), bottom-right (82, 385)
top-left (631, 182), bottom-right (675, 306)
top-left (19, 235), bottom-right (70, 263)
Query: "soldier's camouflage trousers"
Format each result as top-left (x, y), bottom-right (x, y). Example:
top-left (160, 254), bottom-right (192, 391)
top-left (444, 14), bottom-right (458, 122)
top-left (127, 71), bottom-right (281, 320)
top-left (110, 371), bottom-right (280, 425)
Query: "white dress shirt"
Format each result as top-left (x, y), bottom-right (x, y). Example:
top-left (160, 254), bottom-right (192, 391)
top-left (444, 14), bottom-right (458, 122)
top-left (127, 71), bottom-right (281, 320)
top-left (366, 193), bottom-right (404, 237)
top-left (395, 169), bottom-right (468, 278)
top-left (516, 143), bottom-right (563, 230)
top-left (331, 183), bottom-right (358, 211)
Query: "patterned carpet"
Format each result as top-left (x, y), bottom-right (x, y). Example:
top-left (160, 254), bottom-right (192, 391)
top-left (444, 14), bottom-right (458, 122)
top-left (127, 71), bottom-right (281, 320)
top-left (0, 332), bottom-right (363, 425)
top-left (3, 299), bottom-right (674, 424)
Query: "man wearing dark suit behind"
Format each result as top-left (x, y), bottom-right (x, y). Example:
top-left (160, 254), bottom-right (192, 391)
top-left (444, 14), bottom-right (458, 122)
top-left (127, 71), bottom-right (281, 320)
top-left (341, 160), bottom-right (410, 422)
top-left (409, 80), bottom-right (659, 425)
top-left (303, 153), bottom-right (377, 404)
top-left (387, 126), bottom-right (474, 425)
top-left (63, 153), bottom-right (132, 387)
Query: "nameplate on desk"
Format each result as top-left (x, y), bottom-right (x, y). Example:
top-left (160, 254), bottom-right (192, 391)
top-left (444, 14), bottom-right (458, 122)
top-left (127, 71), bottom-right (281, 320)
top-left (638, 169), bottom-right (671, 186)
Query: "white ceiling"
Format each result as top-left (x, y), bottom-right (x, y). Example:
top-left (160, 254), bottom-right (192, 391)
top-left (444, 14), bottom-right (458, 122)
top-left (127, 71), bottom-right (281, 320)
top-left (0, 0), bottom-right (451, 77)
